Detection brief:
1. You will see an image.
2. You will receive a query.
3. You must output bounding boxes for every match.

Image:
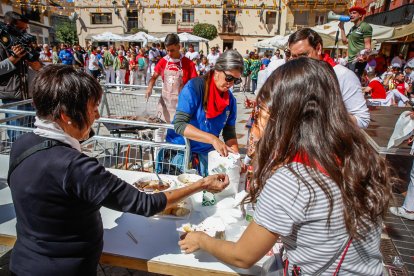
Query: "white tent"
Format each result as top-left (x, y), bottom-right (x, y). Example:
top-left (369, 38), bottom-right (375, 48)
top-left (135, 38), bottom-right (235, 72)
top-left (254, 35), bottom-right (289, 49)
top-left (91, 32), bottom-right (124, 42)
top-left (123, 32), bottom-right (160, 45)
top-left (311, 21), bottom-right (395, 47)
top-left (160, 32), bottom-right (209, 43)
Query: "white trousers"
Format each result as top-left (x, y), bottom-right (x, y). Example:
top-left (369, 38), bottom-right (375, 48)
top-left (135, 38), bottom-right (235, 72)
top-left (105, 67), bottom-right (115, 84)
top-left (129, 70), bottom-right (138, 85)
top-left (116, 69), bottom-right (126, 90)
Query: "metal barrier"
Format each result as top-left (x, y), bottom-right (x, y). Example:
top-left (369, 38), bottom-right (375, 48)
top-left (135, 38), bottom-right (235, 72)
top-left (0, 95), bottom-right (192, 175)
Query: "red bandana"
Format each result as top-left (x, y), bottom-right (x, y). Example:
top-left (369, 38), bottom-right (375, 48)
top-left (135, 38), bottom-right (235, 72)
top-left (322, 54), bottom-right (337, 68)
top-left (292, 152), bottom-right (329, 176)
top-left (206, 76), bottom-right (230, 119)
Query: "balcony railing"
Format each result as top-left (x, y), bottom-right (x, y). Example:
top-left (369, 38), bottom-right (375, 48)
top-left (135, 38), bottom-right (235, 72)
top-left (177, 20), bottom-right (198, 33)
top-left (364, 4), bottom-right (414, 26)
top-left (285, 24), bottom-right (310, 34)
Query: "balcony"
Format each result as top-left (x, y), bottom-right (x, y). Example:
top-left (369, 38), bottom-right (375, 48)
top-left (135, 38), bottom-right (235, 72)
top-left (219, 21), bottom-right (242, 34)
top-left (365, 4), bottom-right (414, 26)
top-left (285, 24), bottom-right (310, 35)
top-left (177, 20), bottom-right (198, 33)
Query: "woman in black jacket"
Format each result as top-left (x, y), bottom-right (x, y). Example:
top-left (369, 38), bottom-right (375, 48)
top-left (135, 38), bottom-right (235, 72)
top-left (8, 65), bottom-right (228, 276)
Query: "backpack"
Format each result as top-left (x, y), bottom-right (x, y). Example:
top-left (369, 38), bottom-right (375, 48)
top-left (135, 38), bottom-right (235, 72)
top-left (138, 57), bottom-right (147, 71)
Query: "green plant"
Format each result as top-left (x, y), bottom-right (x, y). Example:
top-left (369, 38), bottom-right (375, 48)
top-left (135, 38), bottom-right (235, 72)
top-left (55, 22), bottom-right (78, 45)
top-left (130, 27), bottom-right (149, 34)
top-left (192, 23), bottom-right (218, 41)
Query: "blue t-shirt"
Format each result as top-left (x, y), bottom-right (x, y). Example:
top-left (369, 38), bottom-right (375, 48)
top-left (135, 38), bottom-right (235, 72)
top-left (166, 77), bottom-right (237, 154)
top-left (58, 49), bottom-right (74, 65)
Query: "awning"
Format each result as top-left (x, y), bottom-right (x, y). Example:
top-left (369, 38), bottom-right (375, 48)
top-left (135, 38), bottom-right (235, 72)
top-left (391, 23), bottom-right (414, 40)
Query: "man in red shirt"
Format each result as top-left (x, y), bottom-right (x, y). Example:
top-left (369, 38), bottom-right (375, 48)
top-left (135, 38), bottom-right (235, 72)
top-left (145, 33), bottom-right (197, 123)
top-left (363, 70), bottom-right (386, 99)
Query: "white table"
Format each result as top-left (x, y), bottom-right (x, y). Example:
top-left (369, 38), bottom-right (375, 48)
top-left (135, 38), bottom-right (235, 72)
top-left (0, 166), bottom-right (262, 275)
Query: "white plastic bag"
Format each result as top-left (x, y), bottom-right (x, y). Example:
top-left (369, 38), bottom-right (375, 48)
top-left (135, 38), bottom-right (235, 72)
top-left (387, 111), bottom-right (414, 150)
top-left (208, 151), bottom-right (241, 199)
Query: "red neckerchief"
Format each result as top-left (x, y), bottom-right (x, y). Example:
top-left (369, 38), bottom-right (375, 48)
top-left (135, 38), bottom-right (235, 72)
top-left (206, 76), bottom-right (230, 119)
top-left (322, 54), bottom-right (337, 68)
top-left (118, 55), bottom-right (124, 63)
top-left (394, 80), bottom-right (405, 94)
top-left (45, 50), bottom-right (52, 57)
top-left (292, 152), bottom-right (329, 176)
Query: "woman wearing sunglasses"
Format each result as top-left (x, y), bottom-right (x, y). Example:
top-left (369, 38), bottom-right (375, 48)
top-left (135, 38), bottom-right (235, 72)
top-left (165, 50), bottom-right (244, 176)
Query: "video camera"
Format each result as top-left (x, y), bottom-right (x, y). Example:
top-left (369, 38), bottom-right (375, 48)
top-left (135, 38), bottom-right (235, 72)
top-left (0, 21), bottom-right (39, 62)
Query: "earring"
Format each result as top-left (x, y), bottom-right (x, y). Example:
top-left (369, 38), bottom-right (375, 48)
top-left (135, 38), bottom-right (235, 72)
top-left (68, 121), bottom-right (72, 125)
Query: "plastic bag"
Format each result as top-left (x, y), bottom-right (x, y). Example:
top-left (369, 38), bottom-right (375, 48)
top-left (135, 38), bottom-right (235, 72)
top-left (208, 151), bottom-right (241, 199)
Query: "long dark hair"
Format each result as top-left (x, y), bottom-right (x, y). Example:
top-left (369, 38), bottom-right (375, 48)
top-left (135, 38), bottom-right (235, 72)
top-left (246, 58), bottom-right (394, 239)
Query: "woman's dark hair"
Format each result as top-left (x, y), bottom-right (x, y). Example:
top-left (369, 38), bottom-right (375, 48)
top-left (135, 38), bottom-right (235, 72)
top-left (164, 33), bottom-right (180, 47)
top-left (32, 65), bottom-right (102, 129)
top-left (245, 57), bottom-right (394, 239)
top-left (288, 28), bottom-right (323, 49)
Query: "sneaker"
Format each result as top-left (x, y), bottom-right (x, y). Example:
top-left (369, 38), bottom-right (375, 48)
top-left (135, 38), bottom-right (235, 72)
top-left (389, 207), bottom-right (414, 220)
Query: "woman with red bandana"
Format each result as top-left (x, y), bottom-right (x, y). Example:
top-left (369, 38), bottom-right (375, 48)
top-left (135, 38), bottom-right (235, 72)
top-left (165, 50), bottom-right (243, 176)
top-left (113, 50), bottom-right (129, 91)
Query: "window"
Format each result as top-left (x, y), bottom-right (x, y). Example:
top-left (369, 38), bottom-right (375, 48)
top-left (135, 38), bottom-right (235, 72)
top-left (182, 9), bottom-right (194, 23)
top-left (127, 10), bottom-right (138, 32)
top-left (91, 13), bottom-right (112, 25)
top-left (315, 15), bottom-right (325, 25)
top-left (266, 12), bottom-right (276, 24)
top-left (162, 12), bottom-right (176, 24)
top-left (293, 11), bottom-right (309, 26)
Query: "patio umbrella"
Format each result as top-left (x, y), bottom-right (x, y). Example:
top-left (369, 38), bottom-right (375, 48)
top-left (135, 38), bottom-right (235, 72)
top-left (311, 21), bottom-right (395, 46)
top-left (159, 32), bottom-right (209, 43)
top-left (254, 35), bottom-right (289, 49)
top-left (124, 32), bottom-right (160, 46)
top-left (91, 32), bottom-right (124, 42)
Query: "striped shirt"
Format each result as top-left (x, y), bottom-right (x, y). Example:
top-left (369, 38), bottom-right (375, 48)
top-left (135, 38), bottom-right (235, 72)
top-left (254, 163), bottom-right (383, 275)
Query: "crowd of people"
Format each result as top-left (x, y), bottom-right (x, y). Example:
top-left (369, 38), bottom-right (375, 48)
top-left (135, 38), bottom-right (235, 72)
top-left (1, 7), bottom-right (413, 276)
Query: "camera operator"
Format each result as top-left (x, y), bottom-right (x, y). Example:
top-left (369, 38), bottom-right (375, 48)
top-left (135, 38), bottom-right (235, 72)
top-left (0, 11), bottom-right (42, 141)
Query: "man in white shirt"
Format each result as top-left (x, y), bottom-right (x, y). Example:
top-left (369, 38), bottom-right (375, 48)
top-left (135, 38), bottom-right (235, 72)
top-left (39, 44), bottom-right (53, 66)
top-left (391, 53), bottom-right (406, 69)
top-left (88, 46), bottom-right (100, 79)
top-left (270, 49), bottom-right (282, 62)
top-left (207, 47), bottom-right (220, 67)
top-left (288, 28), bottom-right (370, 129)
top-left (185, 44), bottom-right (200, 61)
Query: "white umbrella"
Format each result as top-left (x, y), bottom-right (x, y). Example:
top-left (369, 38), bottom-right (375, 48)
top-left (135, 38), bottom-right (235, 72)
top-left (91, 32), bottom-right (124, 42)
top-left (254, 35), bottom-right (289, 49)
top-left (124, 32), bottom-right (160, 45)
top-left (160, 32), bottom-right (209, 43)
top-left (311, 21), bottom-right (395, 45)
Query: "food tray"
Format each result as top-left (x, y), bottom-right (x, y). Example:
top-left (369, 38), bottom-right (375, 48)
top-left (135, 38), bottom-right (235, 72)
top-left (155, 198), bottom-right (192, 220)
top-left (133, 174), bottom-right (177, 193)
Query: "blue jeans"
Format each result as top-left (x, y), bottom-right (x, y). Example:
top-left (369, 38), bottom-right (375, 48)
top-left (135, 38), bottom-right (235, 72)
top-left (252, 79), bottom-right (258, 93)
top-left (2, 99), bottom-right (35, 142)
top-left (155, 149), bottom-right (209, 176)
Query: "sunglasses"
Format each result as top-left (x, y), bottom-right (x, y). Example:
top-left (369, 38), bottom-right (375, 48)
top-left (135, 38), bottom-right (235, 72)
top-left (222, 71), bottom-right (242, 85)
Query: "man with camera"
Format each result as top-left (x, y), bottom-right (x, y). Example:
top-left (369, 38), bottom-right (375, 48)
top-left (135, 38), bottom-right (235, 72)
top-left (0, 11), bottom-right (42, 141)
